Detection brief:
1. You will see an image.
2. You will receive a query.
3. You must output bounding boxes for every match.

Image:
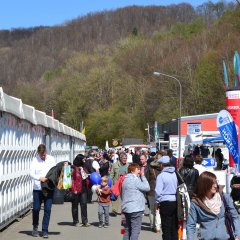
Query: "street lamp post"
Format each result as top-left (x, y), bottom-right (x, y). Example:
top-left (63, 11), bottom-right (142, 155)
top-left (153, 71), bottom-right (182, 161)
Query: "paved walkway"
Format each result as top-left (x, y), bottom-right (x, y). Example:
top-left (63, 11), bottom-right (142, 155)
top-left (0, 194), bottom-right (161, 240)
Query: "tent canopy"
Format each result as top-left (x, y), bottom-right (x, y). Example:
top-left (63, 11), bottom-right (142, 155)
top-left (185, 131), bottom-right (221, 146)
top-left (202, 137), bottom-right (225, 144)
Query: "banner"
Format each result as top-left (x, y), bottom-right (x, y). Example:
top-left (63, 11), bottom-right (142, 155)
top-left (226, 89), bottom-right (240, 167)
top-left (154, 121), bottom-right (159, 143)
top-left (217, 110), bottom-right (240, 171)
top-left (105, 140), bottom-right (109, 150)
top-left (233, 51), bottom-right (240, 87)
top-left (169, 135), bottom-right (185, 158)
top-left (223, 60), bottom-right (229, 88)
top-left (81, 127), bottom-right (86, 135)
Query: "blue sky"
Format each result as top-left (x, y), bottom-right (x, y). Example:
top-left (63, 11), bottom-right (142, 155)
top-left (0, 0), bottom-right (231, 30)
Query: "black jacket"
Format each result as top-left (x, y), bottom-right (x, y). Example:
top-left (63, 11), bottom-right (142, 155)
top-left (41, 161), bottom-right (71, 197)
top-left (99, 161), bottom-right (109, 177)
top-left (179, 167), bottom-right (199, 198)
top-left (231, 175), bottom-right (240, 201)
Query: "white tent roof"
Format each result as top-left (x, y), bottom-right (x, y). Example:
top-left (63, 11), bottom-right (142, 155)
top-left (0, 87), bottom-right (86, 141)
top-left (185, 131), bottom-right (221, 146)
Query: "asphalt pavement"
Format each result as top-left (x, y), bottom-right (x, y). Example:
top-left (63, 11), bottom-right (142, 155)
top-left (0, 194), bottom-right (161, 240)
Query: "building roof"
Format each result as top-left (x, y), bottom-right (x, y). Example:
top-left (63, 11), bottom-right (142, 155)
top-left (181, 113), bottom-right (218, 121)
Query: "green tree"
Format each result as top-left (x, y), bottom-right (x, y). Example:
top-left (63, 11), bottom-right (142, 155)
top-left (191, 50), bottom-right (225, 114)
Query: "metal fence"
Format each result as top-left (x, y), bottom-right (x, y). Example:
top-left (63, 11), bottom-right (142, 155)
top-left (0, 87), bottom-right (86, 230)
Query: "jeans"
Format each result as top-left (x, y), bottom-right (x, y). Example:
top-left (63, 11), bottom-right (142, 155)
top-left (32, 190), bottom-right (53, 233)
top-left (123, 211), bottom-right (143, 240)
top-left (98, 203), bottom-right (110, 224)
top-left (159, 201), bottom-right (178, 240)
top-left (72, 191), bottom-right (88, 224)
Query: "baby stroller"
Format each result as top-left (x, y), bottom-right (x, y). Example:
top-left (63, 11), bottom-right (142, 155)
top-left (230, 175), bottom-right (240, 214)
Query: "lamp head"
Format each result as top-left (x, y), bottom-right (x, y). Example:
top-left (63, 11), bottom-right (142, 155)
top-left (153, 72), bottom-right (161, 76)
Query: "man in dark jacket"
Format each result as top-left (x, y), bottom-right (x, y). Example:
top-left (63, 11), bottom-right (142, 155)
top-left (140, 154), bottom-right (161, 233)
top-left (167, 149), bottom-right (177, 169)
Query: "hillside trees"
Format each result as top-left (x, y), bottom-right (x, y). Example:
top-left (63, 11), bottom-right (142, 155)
top-left (0, 3), bottom-right (239, 147)
top-left (191, 50), bottom-right (225, 114)
top-left (0, 5), bottom-right (197, 93)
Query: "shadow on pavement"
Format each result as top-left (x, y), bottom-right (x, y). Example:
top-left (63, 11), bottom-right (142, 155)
top-left (57, 222), bottom-right (73, 226)
top-left (141, 222), bottom-right (152, 232)
top-left (18, 231), bottom-right (32, 236)
top-left (141, 221), bottom-right (150, 227)
top-left (141, 226), bottom-right (152, 232)
top-left (89, 221), bottom-right (100, 227)
top-left (19, 231), bottom-right (60, 236)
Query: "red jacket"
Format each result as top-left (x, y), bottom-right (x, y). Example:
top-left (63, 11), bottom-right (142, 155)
top-left (71, 166), bottom-right (90, 193)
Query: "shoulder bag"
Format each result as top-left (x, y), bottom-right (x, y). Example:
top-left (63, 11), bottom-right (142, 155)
top-left (222, 194), bottom-right (236, 240)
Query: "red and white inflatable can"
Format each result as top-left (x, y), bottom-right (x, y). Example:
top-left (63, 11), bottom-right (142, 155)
top-left (226, 88), bottom-right (240, 167)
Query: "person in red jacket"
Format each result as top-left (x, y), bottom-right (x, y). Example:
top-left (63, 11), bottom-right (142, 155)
top-left (96, 176), bottom-right (112, 228)
top-left (71, 154), bottom-right (91, 227)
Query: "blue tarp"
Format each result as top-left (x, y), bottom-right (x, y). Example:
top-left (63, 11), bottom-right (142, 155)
top-left (202, 137), bottom-right (225, 144)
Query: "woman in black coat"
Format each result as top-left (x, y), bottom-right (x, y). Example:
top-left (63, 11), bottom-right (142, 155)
top-left (99, 153), bottom-right (110, 177)
top-left (179, 155), bottom-right (199, 198)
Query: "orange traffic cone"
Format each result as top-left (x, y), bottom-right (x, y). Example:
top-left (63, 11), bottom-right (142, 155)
top-left (178, 220), bottom-right (183, 240)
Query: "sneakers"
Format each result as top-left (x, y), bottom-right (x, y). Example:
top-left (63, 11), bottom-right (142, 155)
top-left (151, 227), bottom-right (161, 233)
top-left (42, 232), bottom-right (48, 238)
top-left (99, 223), bottom-right (109, 228)
top-left (32, 228), bottom-right (39, 237)
top-left (80, 223), bottom-right (91, 227)
top-left (234, 200), bottom-right (240, 207)
top-left (73, 222), bottom-right (80, 227)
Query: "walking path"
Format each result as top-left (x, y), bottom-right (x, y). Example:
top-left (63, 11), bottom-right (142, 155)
top-left (0, 194), bottom-right (161, 240)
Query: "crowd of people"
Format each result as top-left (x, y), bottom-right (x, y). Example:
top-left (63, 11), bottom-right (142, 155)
top-left (30, 144), bottom-right (240, 240)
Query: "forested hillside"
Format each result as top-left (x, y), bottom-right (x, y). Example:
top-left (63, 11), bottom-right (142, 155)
top-left (0, 1), bottom-right (239, 146)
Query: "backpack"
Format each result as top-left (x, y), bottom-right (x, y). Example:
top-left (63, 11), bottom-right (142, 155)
top-left (230, 175), bottom-right (240, 201)
top-left (175, 170), bottom-right (191, 221)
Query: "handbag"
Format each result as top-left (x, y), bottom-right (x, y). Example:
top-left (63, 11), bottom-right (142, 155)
top-left (64, 190), bottom-right (75, 202)
top-left (52, 188), bottom-right (65, 204)
top-left (222, 194), bottom-right (236, 240)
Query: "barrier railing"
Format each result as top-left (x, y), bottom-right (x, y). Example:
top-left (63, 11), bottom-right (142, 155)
top-left (0, 87), bottom-right (86, 230)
